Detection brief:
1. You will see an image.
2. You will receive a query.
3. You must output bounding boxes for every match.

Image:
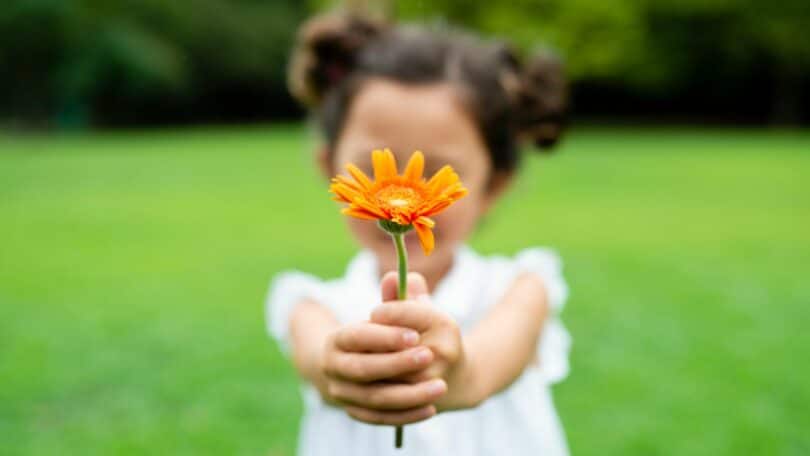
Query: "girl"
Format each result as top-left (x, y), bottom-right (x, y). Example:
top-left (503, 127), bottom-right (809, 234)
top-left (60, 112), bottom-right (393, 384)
top-left (268, 13), bottom-right (570, 456)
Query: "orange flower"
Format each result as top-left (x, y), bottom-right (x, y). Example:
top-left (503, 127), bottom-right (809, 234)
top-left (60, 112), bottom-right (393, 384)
top-left (330, 149), bottom-right (467, 255)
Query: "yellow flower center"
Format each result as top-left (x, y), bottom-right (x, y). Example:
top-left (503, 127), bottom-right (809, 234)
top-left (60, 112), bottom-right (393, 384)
top-left (376, 185), bottom-right (421, 211)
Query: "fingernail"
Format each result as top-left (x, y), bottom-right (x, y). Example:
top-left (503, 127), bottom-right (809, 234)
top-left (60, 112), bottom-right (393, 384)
top-left (426, 380), bottom-right (446, 395)
top-left (417, 293), bottom-right (431, 304)
top-left (402, 330), bottom-right (419, 346)
top-left (413, 348), bottom-right (431, 363)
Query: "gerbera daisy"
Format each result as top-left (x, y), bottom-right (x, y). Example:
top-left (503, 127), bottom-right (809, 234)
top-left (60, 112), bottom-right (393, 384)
top-left (330, 148), bottom-right (468, 255)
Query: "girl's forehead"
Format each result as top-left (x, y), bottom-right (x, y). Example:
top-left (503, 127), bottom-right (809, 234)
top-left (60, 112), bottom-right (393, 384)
top-left (335, 79), bottom-right (489, 171)
top-left (342, 147), bottom-right (460, 169)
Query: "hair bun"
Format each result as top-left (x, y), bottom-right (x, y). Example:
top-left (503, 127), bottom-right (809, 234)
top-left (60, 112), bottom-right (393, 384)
top-left (507, 50), bottom-right (568, 151)
top-left (288, 14), bottom-right (385, 107)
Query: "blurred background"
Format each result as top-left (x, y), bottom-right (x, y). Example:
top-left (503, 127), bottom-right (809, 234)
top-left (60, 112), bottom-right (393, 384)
top-left (3, 0), bottom-right (810, 128)
top-left (1, 0), bottom-right (808, 455)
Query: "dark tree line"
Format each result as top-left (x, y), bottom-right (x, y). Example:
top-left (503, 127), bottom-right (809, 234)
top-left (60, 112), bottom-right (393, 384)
top-left (2, 0), bottom-right (808, 128)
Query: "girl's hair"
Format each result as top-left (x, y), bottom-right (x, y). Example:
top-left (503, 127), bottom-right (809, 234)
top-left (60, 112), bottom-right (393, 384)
top-left (288, 14), bottom-right (568, 173)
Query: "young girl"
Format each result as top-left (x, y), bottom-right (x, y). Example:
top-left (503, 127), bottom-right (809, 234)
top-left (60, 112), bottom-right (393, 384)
top-left (268, 13), bottom-right (570, 456)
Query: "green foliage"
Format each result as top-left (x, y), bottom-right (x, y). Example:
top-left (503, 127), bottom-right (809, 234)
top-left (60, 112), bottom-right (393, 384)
top-left (1, 125), bottom-right (809, 454)
top-left (319, 0), bottom-right (810, 98)
top-left (0, 0), bottom-right (306, 126)
top-left (2, 0), bottom-right (809, 125)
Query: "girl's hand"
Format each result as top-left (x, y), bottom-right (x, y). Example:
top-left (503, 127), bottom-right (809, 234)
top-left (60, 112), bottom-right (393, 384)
top-left (371, 272), bottom-right (473, 412)
top-left (318, 319), bottom-right (448, 425)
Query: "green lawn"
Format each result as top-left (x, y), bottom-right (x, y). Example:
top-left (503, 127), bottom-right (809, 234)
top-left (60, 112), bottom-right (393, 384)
top-left (1, 125), bottom-right (808, 455)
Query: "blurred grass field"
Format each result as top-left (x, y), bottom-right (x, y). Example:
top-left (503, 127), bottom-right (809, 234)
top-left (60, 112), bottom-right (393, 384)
top-left (1, 125), bottom-right (809, 455)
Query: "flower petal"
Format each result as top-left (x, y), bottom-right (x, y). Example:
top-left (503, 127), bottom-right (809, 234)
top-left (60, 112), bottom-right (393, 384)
top-left (353, 197), bottom-right (389, 219)
top-left (413, 219), bottom-right (435, 255)
top-left (446, 187), bottom-right (468, 200)
top-left (333, 174), bottom-right (363, 192)
top-left (330, 181), bottom-right (362, 204)
top-left (434, 183), bottom-right (468, 204)
top-left (373, 148), bottom-right (398, 181)
top-left (346, 164), bottom-right (373, 190)
top-left (425, 165), bottom-right (457, 195)
top-left (421, 198), bottom-right (453, 217)
top-left (341, 206), bottom-right (379, 221)
top-left (416, 216), bottom-right (435, 228)
top-left (403, 151), bottom-right (424, 181)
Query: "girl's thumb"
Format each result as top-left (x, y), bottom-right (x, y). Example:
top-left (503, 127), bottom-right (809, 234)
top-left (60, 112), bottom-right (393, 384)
top-left (406, 272), bottom-right (429, 301)
top-left (380, 271), bottom-right (431, 302)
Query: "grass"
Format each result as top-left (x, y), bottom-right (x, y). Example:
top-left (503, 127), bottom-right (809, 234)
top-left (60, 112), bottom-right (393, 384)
top-left (1, 124), bottom-right (808, 455)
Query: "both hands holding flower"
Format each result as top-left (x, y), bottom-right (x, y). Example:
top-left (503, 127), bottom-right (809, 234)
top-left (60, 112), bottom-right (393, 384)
top-left (318, 270), bottom-right (471, 426)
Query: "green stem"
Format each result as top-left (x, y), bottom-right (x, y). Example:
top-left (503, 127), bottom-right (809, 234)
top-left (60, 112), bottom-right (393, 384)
top-left (391, 232), bottom-right (408, 449)
top-left (393, 232), bottom-right (408, 300)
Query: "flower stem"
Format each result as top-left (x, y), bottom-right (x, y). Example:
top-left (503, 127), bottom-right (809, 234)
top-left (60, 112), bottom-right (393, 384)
top-left (393, 232), bottom-right (408, 301)
top-left (391, 232), bottom-right (407, 449)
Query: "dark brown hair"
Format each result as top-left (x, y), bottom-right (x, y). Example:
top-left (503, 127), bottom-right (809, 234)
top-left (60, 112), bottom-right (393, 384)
top-left (288, 14), bottom-right (568, 173)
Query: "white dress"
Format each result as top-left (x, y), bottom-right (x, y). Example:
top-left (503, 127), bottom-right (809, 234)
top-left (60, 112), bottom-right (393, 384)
top-left (267, 245), bottom-right (572, 456)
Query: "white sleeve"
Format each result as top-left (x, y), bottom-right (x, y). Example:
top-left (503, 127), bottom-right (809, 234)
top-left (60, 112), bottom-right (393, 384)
top-left (265, 271), bottom-right (328, 355)
top-left (514, 248), bottom-right (572, 384)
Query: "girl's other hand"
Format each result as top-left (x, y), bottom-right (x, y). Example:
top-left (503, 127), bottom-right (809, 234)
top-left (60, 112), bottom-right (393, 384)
top-left (371, 272), bottom-right (472, 412)
top-left (318, 319), bottom-right (448, 425)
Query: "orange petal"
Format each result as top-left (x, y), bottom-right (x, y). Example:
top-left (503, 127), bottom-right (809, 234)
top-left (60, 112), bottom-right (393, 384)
top-left (426, 165), bottom-right (457, 195)
top-left (346, 164), bottom-right (373, 190)
top-left (353, 197), bottom-right (389, 219)
top-left (434, 183), bottom-right (468, 202)
top-left (330, 182), bottom-right (361, 204)
top-left (341, 206), bottom-right (379, 221)
top-left (333, 174), bottom-right (363, 192)
top-left (447, 187), bottom-right (468, 200)
top-left (413, 219), bottom-right (435, 255)
top-left (417, 216), bottom-right (435, 228)
top-left (421, 199), bottom-right (453, 217)
top-left (372, 148), bottom-right (398, 181)
top-left (403, 151), bottom-right (424, 181)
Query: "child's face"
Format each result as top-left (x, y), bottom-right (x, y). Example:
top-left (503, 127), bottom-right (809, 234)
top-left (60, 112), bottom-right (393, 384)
top-left (327, 79), bottom-right (509, 277)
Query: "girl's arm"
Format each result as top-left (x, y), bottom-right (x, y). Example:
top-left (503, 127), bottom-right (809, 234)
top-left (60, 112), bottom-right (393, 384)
top-left (371, 271), bottom-right (549, 410)
top-left (460, 272), bottom-right (548, 407)
top-left (288, 299), bottom-right (340, 396)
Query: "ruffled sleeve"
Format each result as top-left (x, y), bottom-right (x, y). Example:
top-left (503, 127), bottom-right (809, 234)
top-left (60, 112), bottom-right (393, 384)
top-left (514, 248), bottom-right (572, 384)
top-left (266, 271), bottom-right (328, 355)
top-left (515, 248), bottom-right (568, 314)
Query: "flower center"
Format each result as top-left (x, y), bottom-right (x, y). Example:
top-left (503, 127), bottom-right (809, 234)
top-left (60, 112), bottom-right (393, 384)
top-left (376, 185), bottom-right (421, 210)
